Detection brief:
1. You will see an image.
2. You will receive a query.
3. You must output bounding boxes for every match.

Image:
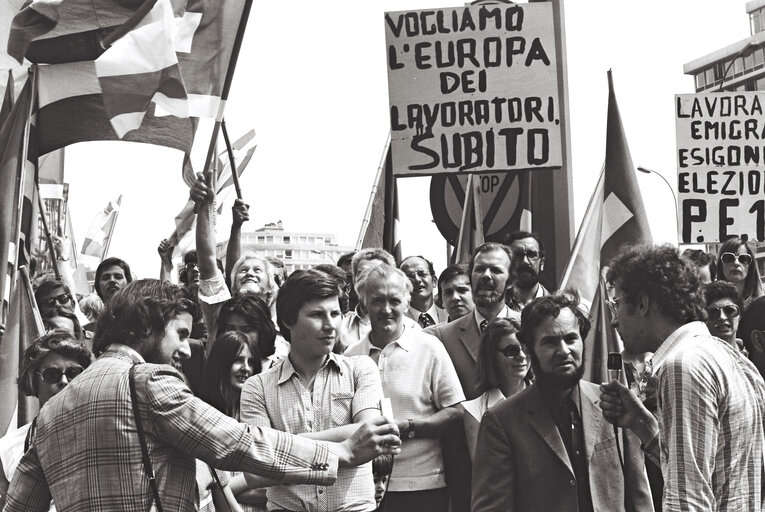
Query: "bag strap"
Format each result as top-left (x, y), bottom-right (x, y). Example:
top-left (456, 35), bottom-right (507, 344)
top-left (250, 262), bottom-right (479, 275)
top-left (129, 364), bottom-right (164, 512)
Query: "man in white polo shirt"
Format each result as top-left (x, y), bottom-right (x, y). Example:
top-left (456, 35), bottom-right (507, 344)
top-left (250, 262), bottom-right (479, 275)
top-left (346, 264), bottom-right (465, 512)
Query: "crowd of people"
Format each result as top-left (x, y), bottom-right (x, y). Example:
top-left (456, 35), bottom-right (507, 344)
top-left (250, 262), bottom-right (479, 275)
top-left (1, 173), bottom-right (764, 512)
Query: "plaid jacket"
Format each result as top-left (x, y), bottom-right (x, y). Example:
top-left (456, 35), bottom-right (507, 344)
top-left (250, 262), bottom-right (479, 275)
top-left (5, 345), bottom-right (338, 511)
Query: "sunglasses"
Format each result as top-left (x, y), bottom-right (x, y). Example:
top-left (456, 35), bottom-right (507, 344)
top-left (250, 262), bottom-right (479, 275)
top-left (706, 304), bottom-right (740, 321)
top-left (720, 252), bottom-right (752, 265)
top-left (497, 344), bottom-right (524, 359)
top-left (42, 293), bottom-right (73, 307)
top-left (38, 366), bottom-right (84, 384)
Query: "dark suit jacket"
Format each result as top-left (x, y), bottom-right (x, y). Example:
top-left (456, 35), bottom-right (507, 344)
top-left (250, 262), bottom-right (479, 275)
top-left (426, 313), bottom-right (482, 400)
top-left (472, 381), bottom-right (654, 512)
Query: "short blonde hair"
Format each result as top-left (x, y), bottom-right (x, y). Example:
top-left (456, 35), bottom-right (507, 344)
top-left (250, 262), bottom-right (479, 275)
top-left (355, 264), bottom-right (412, 309)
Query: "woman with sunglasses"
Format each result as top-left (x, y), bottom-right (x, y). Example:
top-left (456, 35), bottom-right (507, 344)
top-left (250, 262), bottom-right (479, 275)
top-left (0, 330), bottom-right (92, 510)
top-left (463, 317), bottom-right (533, 462)
top-left (702, 281), bottom-right (746, 353)
top-left (716, 237), bottom-right (763, 308)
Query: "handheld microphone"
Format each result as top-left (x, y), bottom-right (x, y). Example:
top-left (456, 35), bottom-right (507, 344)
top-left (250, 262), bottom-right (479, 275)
top-left (607, 352), bottom-right (623, 383)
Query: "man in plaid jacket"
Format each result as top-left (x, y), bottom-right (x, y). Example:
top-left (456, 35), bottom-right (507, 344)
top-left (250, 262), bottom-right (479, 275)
top-left (4, 279), bottom-right (400, 511)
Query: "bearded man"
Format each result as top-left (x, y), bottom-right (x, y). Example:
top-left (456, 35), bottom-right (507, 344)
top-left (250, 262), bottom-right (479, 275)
top-left (504, 231), bottom-right (550, 313)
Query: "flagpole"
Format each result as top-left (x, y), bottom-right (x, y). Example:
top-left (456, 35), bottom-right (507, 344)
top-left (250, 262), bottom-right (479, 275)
top-left (36, 187), bottom-right (60, 280)
top-left (356, 133), bottom-right (391, 250)
top-left (11, 66), bottom-right (38, 292)
top-left (220, 119), bottom-right (243, 200)
top-left (101, 0), bottom-right (159, 49)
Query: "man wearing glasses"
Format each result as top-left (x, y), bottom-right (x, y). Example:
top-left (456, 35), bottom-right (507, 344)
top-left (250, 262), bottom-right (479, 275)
top-left (601, 245), bottom-right (765, 512)
top-left (34, 280), bottom-right (76, 318)
top-left (504, 231), bottom-right (550, 313)
top-left (702, 281), bottom-right (745, 352)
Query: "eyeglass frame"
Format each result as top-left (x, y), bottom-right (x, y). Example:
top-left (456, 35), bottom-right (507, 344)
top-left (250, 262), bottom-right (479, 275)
top-left (705, 304), bottom-right (740, 321)
top-left (511, 249), bottom-right (541, 262)
top-left (720, 252), bottom-right (752, 266)
top-left (42, 293), bottom-right (73, 307)
top-left (37, 366), bottom-right (84, 384)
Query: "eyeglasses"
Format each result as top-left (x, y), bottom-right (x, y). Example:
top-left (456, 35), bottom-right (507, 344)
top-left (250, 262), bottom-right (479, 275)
top-left (606, 296), bottom-right (622, 316)
top-left (37, 366), bottom-right (84, 384)
top-left (404, 271), bottom-right (431, 281)
top-left (42, 293), bottom-right (73, 307)
top-left (185, 263), bottom-right (199, 271)
top-left (497, 344), bottom-right (524, 360)
top-left (512, 249), bottom-right (541, 262)
top-left (706, 304), bottom-right (740, 321)
top-left (720, 252), bottom-right (752, 265)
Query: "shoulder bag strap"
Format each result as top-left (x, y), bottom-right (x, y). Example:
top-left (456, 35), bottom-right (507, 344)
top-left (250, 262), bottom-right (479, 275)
top-left (129, 364), bottom-right (164, 512)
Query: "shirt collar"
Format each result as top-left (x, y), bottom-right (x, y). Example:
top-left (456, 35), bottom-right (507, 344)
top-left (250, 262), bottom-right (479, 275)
top-left (649, 321), bottom-right (710, 374)
top-left (361, 325), bottom-right (413, 354)
top-left (409, 302), bottom-right (439, 321)
top-left (276, 353), bottom-right (342, 385)
top-left (474, 304), bottom-right (511, 331)
top-left (507, 283), bottom-right (546, 311)
top-left (102, 343), bottom-right (146, 364)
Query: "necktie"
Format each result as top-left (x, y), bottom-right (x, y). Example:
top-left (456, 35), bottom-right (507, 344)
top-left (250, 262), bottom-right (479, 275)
top-left (480, 319), bottom-right (489, 333)
top-left (419, 312), bottom-right (434, 328)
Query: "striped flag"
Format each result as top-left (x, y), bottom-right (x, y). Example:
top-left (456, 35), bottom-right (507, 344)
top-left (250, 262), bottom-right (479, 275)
top-left (94, 0), bottom-right (187, 137)
top-left (453, 174), bottom-right (485, 264)
top-left (81, 195), bottom-right (122, 259)
top-left (168, 129), bottom-right (256, 257)
top-left (0, 266), bottom-right (44, 436)
top-left (559, 70), bottom-right (652, 382)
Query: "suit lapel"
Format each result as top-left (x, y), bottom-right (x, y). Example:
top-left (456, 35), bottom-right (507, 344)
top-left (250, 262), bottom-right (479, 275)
top-left (579, 382), bottom-right (605, 462)
top-left (458, 314), bottom-right (480, 362)
top-left (526, 386), bottom-right (574, 476)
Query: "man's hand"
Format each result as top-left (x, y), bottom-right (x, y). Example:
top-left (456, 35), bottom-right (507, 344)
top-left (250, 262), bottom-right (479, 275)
top-left (157, 239), bottom-right (173, 263)
top-left (190, 172), bottom-right (214, 206)
top-left (232, 199), bottom-right (250, 227)
top-left (336, 416), bottom-right (401, 468)
top-left (599, 380), bottom-right (659, 444)
top-left (52, 235), bottom-right (69, 261)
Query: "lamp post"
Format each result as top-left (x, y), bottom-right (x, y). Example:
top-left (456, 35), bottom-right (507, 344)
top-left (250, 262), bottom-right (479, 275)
top-left (636, 166), bottom-right (679, 230)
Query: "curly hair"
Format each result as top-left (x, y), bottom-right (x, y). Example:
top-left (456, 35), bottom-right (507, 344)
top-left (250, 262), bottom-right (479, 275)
top-left (716, 237), bottom-right (764, 302)
top-left (702, 281), bottom-right (743, 312)
top-left (607, 244), bottom-right (705, 324)
top-left (19, 329), bottom-right (93, 397)
top-left (517, 290), bottom-right (591, 348)
top-left (218, 294), bottom-right (277, 359)
top-left (682, 249), bottom-right (716, 282)
top-left (276, 270), bottom-right (341, 342)
top-left (92, 279), bottom-right (197, 356)
top-left (201, 331), bottom-right (261, 417)
top-left (351, 248), bottom-right (396, 277)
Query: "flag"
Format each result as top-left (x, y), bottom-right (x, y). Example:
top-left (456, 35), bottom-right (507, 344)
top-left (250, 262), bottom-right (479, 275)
top-left (453, 174), bottom-right (485, 264)
top-left (36, 61), bottom-right (195, 157)
top-left (360, 146), bottom-right (401, 263)
top-left (0, 266), bottom-right (45, 436)
top-left (559, 70), bottom-right (652, 382)
top-left (168, 129), bottom-right (256, 257)
top-left (1, 70), bottom-right (13, 123)
top-left (81, 195), bottom-right (122, 259)
top-left (0, 76), bottom-right (34, 327)
top-left (94, 0), bottom-right (186, 137)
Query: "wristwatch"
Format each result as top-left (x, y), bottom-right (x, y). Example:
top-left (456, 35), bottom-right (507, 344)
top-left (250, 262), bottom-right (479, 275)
top-left (406, 418), bottom-right (415, 439)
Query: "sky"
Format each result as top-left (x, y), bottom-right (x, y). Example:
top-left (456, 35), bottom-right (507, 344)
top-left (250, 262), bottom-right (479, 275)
top-left (58, 0), bottom-right (751, 279)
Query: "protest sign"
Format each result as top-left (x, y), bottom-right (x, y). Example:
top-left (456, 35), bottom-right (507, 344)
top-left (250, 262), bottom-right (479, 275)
top-left (676, 92), bottom-right (765, 242)
top-left (385, 3), bottom-right (562, 176)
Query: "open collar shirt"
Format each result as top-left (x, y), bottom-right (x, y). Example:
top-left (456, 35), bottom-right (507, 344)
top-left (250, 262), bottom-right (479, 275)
top-left (240, 353), bottom-right (382, 512)
top-left (641, 322), bottom-right (765, 512)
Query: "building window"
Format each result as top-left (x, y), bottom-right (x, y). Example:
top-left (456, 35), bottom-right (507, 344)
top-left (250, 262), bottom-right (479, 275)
top-left (285, 250), bottom-right (293, 260)
top-left (257, 236), bottom-right (265, 243)
top-left (266, 236), bottom-right (274, 243)
top-left (695, 72), bottom-right (705, 90)
top-left (704, 67), bottom-right (716, 87)
top-left (756, 76), bottom-right (765, 90)
top-left (283, 236), bottom-right (291, 244)
top-left (755, 48), bottom-right (764, 67)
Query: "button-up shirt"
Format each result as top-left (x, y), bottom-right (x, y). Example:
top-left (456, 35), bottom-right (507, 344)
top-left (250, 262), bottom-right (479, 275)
top-left (641, 322), bottom-right (765, 512)
top-left (474, 304), bottom-right (517, 332)
top-left (345, 327), bottom-right (465, 492)
top-left (240, 353), bottom-right (382, 512)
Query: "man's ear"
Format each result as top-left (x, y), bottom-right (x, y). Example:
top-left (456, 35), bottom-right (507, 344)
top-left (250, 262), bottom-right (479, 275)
top-left (751, 330), bottom-right (765, 353)
top-left (635, 291), bottom-right (651, 316)
top-left (540, 258), bottom-right (545, 273)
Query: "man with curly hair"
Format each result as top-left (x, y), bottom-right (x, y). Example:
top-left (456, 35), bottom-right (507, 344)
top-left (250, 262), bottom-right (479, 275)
top-left (600, 244), bottom-right (765, 512)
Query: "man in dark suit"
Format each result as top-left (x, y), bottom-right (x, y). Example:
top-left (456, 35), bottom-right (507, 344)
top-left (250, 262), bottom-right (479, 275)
top-left (472, 292), bottom-right (653, 512)
top-left (401, 255), bottom-right (448, 327)
top-left (426, 242), bottom-right (516, 400)
top-left (425, 242), bottom-right (515, 512)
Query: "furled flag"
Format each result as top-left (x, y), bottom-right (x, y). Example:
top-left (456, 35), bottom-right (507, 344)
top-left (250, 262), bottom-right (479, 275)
top-left (0, 265), bottom-right (44, 436)
top-left (0, 75), bottom-right (36, 327)
top-left (359, 141), bottom-right (401, 264)
top-left (168, 129), bottom-right (257, 258)
top-left (81, 195), bottom-right (122, 259)
top-left (559, 70), bottom-right (652, 382)
top-left (1, 70), bottom-right (13, 124)
top-left (453, 174), bottom-right (485, 265)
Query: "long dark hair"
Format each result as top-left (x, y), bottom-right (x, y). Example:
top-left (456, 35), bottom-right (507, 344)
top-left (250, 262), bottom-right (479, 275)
top-left (476, 317), bottom-right (532, 394)
top-left (717, 237), bottom-right (763, 302)
top-left (201, 331), bottom-right (261, 417)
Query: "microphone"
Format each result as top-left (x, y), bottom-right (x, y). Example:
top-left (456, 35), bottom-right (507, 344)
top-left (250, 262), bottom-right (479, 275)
top-left (607, 352), bottom-right (623, 383)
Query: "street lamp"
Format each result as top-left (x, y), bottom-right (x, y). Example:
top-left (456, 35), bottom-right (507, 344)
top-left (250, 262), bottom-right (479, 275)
top-left (636, 166), bottom-right (679, 223)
